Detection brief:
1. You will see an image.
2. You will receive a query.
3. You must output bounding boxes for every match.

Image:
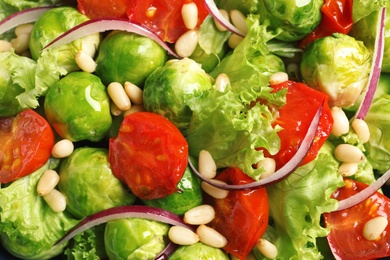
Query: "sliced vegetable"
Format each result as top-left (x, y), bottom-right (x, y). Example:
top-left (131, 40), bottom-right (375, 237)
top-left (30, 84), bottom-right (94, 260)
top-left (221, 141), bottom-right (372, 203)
top-left (109, 112), bottom-right (188, 200)
top-left (77, 0), bottom-right (131, 19)
top-left (54, 205), bottom-right (194, 246)
top-left (324, 178), bottom-right (390, 259)
top-left (0, 109), bottom-right (54, 184)
top-left (43, 18), bottom-right (179, 57)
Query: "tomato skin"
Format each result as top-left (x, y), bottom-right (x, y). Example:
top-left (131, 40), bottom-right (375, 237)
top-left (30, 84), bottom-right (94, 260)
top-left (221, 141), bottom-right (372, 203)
top-left (204, 167), bottom-right (269, 259)
top-left (300, 0), bottom-right (353, 48)
top-left (324, 179), bottom-right (390, 260)
top-left (0, 109), bottom-right (54, 184)
top-left (108, 112), bottom-right (188, 200)
top-left (77, 0), bottom-right (133, 19)
top-left (263, 81), bottom-right (333, 169)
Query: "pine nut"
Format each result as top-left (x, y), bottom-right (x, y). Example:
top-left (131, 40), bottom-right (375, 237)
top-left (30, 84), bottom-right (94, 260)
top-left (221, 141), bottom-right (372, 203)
top-left (198, 150), bottom-right (217, 179)
top-left (168, 226), bottom-right (199, 245)
top-left (107, 82), bottom-right (131, 111)
top-left (43, 189), bottom-right (67, 213)
top-left (75, 50), bottom-right (97, 73)
top-left (230, 10), bottom-right (248, 35)
top-left (228, 34), bottom-right (244, 49)
top-left (110, 101), bottom-right (123, 116)
top-left (214, 9), bottom-right (230, 32)
top-left (182, 2), bottom-right (198, 30)
top-left (352, 118), bottom-right (370, 143)
top-left (175, 29), bottom-right (199, 57)
top-left (52, 139), bottom-right (74, 158)
top-left (362, 216), bottom-right (388, 241)
top-left (334, 144), bottom-right (364, 163)
top-left (184, 204), bottom-right (215, 225)
top-left (15, 23), bottom-right (34, 36)
top-left (257, 157), bottom-right (276, 179)
top-left (215, 73), bottom-right (230, 92)
top-left (124, 81), bottom-right (143, 105)
top-left (338, 162), bottom-right (359, 177)
top-left (330, 107), bottom-right (350, 137)
top-left (257, 238), bottom-right (278, 259)
top-left (196, 224), bottom-right (227, 248)
top-left (37, 169), bottom-right (60, 196)
top-left (123, 104), bottom-right (145, 117)
top-left (201, 180), bottom-right (229, 199)
top-left (11, 33), bottom-right (30, 54)
top-left (0, 40), bottom-right (12, 52)
top-left (269, 72), bottom-right (289, 86)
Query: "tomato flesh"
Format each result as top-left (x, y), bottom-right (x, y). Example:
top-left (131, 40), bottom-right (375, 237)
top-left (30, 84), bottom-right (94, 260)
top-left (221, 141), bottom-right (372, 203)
top-left (77, 0), bottom-right (133, 19)
top-left (204, 167), bottom-right (269, 259)
top-left (0, 109), bottom-right (54, 184)
top-left (324, 179), bottom-right (390, 259)
top-left (262, 81), bottom-right (333, 169)
top-left (108, 112), bottom-right (188, 200)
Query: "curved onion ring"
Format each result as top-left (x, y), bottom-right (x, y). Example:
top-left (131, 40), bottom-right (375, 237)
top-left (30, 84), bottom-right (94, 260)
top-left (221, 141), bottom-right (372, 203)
top-left (355, 7), bottom-right (386, 119)
top-left (188, 104), bottom-right (323, 190)
top-left (0, 6), bottom-right (52, 35)
top-left (154, 242), bottom-right (178, 260)
top-left (43, 18), bottom-right (179, 58)
top-left (54, 205), bottom-right (194, 246)
top-left (335, 168), bottom-right (390, 212)
top-left (204, 0), bottom-right (246, 37)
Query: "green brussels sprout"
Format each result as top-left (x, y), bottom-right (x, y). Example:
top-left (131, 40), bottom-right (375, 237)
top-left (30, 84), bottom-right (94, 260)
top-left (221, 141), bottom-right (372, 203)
top-left (168, 243), bottom-right (229, 260)
top-left (29, 6), bottom-right (100, 72)
top-left (300, 33), bottom-right (372, 108)
top-left (44, 71), bottom-right (112, 142)
top-left (257, 0), bottom-right (323, 42)
top-left (95, 31), bottom-right (167, 86)
top-left (104, 218), bottom-right (168, 260)
top-left (143, 157), bottom-right (203, 215)
top-left (143, 58), bottom-right (213, 131)
top-left (58, 147), bottom-right (135, 219)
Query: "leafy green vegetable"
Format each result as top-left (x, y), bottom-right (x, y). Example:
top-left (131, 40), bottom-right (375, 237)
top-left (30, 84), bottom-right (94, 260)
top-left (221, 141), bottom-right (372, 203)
top-left (0, 159), bottom-right (79, 260)
top-left (264, 141), bottom-right (344, 259)
top-left (352, 0), bottom-right (388, 23)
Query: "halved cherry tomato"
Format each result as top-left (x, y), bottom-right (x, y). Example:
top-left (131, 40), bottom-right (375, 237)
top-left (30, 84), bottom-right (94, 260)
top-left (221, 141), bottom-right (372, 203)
top-left (324, 179), bottom-right (390, 259)
top-left (108, 112), bottom-right (188, 200)
top-left (204, 167), bottom-right (269, 259)
top-left (0, 109), bottom-right (54, 184)
top-left (262, 80), bottom-right (333, 170)
top-left (300, 0), bottom-right (353, 48)
top-left (77, 0), bottom-right (209, 43)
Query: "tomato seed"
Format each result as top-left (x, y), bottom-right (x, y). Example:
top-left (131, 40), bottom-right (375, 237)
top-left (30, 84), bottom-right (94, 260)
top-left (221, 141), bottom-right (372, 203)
top-left (334, 143), bottom-right (364, 163)
top-left (184, 204), bottom-right (215, 225)
top-left (181, 2), bottom-right (198, 30)
top-left (362, 216), bottom-right (388, 241)
top-left (124, 81), bottom-right (143, 105)
top-left (168, 226), bottom-right (199, 245)
top-left (257, 238), bottom-right (278, 259)
top-left (52, 139), bottom-right (74, 158)
top-left (201, 180), bottom-right (229, 199)
top-left (196, 224), bottom-right (227, 248)
top-left (269, 72), bottom-right (289, 86)
top-left (37, 169), bottom-right (60, 196)
top-left (330, 106), bottom-right (350, 137)
top-left (107, 82), bottom-right (131, 111)
top-left (352, 118), bottom-right (370, 143)
top-left (175, 30), bottom-right (199, 57)
top-left (230, 9), bottom-right (248, 35)
top-left (75, 50), bottom-right (97, 73)
top-left (43, 189), bottom-right (67, 213)
top-left (198, 150), bottom-right (217, 179)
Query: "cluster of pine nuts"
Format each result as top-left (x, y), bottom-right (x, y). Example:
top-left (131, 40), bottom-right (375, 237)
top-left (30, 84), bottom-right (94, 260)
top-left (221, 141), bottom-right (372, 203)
top-left (106, 81), bottom-right (145, 117)
top-left (330, 106), bottom-right (371, 177)
top-left (175, 2), bottom-right (199, 57)
top-left (0, 23), bottom-right (33, 56)
top-left (213, 9), bottom-right (248, 49)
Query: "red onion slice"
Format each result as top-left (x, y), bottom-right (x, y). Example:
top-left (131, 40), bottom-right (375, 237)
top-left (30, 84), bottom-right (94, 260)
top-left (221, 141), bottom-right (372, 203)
top-left (334, 168), bottom-right (390, 212)
top-left (355, 7), bottom-right (386, 119)
top-left (54, 205), bottom-right (193, 246)
top-left (188, 104), bottom-right (323, 190)
top-left (43, 18), bottom-right (179, 58)
top-left (0, 6), bottom-right (52, 35)
top-left (154, 242), bottom-right (178, 260)
top-left (204, 0), bottom-right (246, 37)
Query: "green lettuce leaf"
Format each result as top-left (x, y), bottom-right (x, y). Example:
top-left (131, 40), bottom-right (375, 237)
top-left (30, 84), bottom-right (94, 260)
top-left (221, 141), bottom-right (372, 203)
top-left (263, 141), bottom-right (344, 259)
top-left (198, 15), bottom-right (231, 56)
top-left (352, 0), bottom-right (388, 23)
top-left (0, 159), bottom-right (79, 260)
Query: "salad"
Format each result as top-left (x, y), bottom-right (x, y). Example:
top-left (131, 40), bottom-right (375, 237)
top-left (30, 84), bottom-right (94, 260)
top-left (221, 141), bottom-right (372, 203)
top-left (1, 0), bottom-right (390, 259)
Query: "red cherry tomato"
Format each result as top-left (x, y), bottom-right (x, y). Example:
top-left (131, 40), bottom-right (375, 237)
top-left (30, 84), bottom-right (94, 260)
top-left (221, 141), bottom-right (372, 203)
top-left (0, 109), bottom-right (55, 184)
top-left (324, 179), bottom-right (390, 259)
top-left (262, 80), bottom-right (333, 170)
top-left (204, 167), bottom-right (269, 259)
top-left (108, 112), bottom-right (188, 200)
top-left (300, 0), bottom-right (353, 48)
top-left (77, 0), bottom-right (133, 19)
